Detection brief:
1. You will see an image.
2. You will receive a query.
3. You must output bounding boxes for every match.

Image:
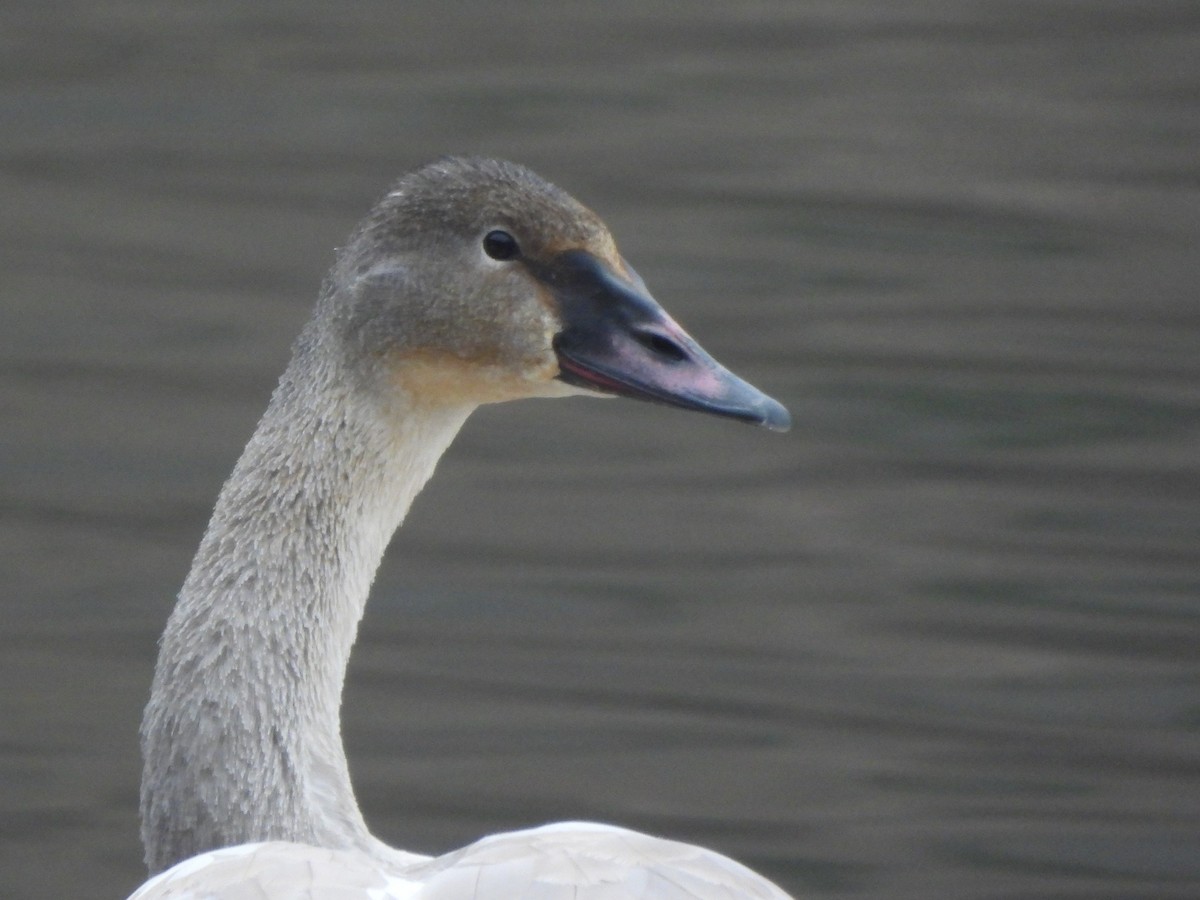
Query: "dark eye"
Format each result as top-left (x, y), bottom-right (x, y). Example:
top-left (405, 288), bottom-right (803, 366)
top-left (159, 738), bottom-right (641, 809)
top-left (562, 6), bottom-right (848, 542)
top-left (482, 229), bottom-right (519, 261)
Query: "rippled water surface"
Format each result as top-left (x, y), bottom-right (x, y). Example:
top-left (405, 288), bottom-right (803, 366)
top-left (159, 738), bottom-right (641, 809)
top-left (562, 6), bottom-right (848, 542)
top-left (2, 2), bottom-right (1198, 897)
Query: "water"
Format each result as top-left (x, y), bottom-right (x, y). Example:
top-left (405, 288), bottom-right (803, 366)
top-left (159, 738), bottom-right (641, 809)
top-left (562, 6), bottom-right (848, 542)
top-left (2, 1), bottom-right (1198, 897)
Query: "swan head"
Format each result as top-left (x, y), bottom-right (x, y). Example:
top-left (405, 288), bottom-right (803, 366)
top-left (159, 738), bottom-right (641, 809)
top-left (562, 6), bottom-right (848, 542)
top-left (329, 157), bottom-right (790, 431)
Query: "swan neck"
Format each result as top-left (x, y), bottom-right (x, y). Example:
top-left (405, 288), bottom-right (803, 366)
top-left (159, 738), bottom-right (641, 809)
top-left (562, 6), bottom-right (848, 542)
top-left (140, 339), bottom-right (471, 873)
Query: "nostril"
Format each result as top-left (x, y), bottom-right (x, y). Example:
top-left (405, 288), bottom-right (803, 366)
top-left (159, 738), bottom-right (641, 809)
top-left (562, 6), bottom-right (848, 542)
top-left (635, 330), bottom-right (688, 363)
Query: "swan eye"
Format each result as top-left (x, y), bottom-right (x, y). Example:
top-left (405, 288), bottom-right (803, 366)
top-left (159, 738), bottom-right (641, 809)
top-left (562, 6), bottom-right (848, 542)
top-left (482, 230), bottom-right (519, 261)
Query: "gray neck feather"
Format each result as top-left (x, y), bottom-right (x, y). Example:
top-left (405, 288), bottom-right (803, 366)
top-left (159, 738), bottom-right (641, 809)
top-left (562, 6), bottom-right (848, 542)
top-left (139, 319), bottom-right (472, 874)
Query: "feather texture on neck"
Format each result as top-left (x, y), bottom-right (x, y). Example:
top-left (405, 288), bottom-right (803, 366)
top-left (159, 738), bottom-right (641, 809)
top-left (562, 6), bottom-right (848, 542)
top-left (140, 322), bottom-right (472, 873)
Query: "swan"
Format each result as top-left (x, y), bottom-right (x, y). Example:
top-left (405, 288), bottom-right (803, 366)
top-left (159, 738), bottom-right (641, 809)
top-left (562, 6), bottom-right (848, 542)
top-left (130, 157), bottom-right (793, 899)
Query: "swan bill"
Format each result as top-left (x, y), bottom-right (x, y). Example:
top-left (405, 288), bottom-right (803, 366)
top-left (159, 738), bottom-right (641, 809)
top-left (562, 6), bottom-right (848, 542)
top-left (540, 250), bottom-right (791, 432)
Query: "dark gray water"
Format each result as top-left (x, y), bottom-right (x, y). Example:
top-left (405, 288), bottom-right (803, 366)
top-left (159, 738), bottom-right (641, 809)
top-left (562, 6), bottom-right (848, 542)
top-left (2, 2), bottom-right (1198, 897)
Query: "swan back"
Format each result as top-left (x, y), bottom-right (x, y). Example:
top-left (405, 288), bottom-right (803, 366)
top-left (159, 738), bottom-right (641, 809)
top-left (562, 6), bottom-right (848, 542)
top-left (131, 824), bottom-right (792, 900)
